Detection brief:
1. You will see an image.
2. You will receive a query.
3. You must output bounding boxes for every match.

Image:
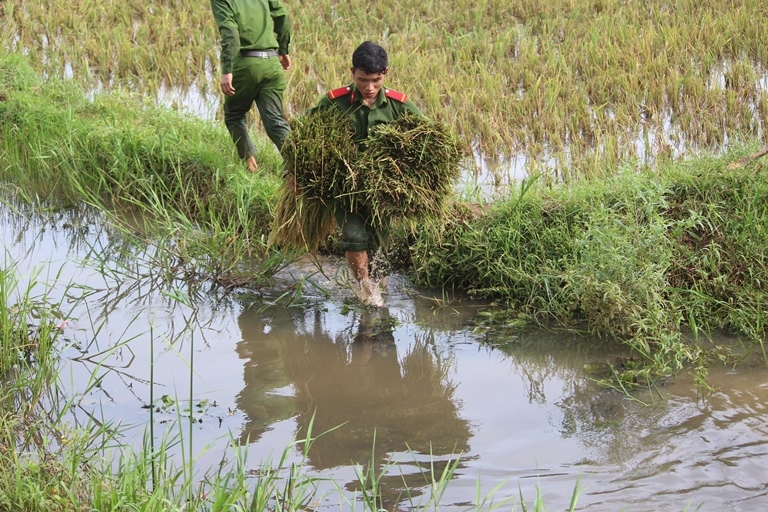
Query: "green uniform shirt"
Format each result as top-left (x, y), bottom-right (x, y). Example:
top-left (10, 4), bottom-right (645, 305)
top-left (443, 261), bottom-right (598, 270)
top-left (210, 0), bottom-right (291, 75)
top-left (313, 84), bottom-right (424, 143)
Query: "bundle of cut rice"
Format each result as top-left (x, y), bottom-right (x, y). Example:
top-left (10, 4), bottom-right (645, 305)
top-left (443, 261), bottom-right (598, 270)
top-left (279, 107), bottom-right (359, 202)
top-left (270, 108), bottom-right (463, 252)
top-left (268, 184), bottom-right (338, 253)
top-left (359, 113), bottom-right (463, 224)
top-left (270, 108), bottom-right (357, 251)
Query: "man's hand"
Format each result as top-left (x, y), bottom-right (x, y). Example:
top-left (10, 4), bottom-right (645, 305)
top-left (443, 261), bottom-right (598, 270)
top-left (220, 73), bottom-right (235, 96)
top-left (278, 55), bottom-right (292, 71)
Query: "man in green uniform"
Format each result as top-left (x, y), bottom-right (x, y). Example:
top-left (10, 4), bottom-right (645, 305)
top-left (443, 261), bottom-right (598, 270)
top-left (210, 0), bottom-right (292, 172)
top-left (311, 41), bottom-right (425, 306)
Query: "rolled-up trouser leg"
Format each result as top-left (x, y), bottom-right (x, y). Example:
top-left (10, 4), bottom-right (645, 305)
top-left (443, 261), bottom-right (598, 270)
top-left (335, 208), bottom-right (389, 252)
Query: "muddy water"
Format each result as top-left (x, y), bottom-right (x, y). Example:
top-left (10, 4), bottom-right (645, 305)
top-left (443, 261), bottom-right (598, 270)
top-left (3, 201), bottom-right (768, 511)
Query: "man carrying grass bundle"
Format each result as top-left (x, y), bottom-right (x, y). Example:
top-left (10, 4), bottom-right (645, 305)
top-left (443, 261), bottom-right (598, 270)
top-left (210, 0), bottom-right (292, 173)
top-left (309, 41), bottom-right (425, 307)
top-left (275, 41), bottom-right (461, 307)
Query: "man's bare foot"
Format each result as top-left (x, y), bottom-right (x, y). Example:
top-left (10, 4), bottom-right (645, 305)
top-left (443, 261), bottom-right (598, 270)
top-left (246, 156), bottom-right (258, 173)
top-left (354, 278), bottom-right (384, 308)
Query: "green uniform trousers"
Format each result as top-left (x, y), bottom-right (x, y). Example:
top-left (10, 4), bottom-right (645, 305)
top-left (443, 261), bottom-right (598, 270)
top-left (335, 207), bottom-right (390, 252)
top-left (224, 56), bottom-right (290, 158)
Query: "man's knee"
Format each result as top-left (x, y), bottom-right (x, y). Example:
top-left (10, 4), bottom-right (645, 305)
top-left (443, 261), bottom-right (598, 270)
top-left (336, 210), bottom-right (373, 252)
top-left (339, 226), bottom-right (371, 252)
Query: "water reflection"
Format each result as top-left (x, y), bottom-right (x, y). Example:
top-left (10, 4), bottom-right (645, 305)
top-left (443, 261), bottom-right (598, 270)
top-left (236, 301), bottom-right (473, 503)
top-left (7, 198), bottom-right (768, 510)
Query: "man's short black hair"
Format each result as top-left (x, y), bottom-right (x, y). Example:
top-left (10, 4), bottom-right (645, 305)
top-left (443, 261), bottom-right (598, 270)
top-left (352, 41), bottom-right (388, 74)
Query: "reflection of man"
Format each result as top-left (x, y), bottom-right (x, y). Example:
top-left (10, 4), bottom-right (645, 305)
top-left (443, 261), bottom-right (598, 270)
top-left (285, 308), bottom-right (403, 468)
top-left (235, 304), bottom-right (310, 443)
top-left (286, 308), bottom-right (472, 468)
top-left (235, 302), bottom-right (472, 504)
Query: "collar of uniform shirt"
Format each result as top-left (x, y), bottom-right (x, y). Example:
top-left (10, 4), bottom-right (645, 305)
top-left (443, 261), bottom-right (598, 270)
top-left (350, 86), bottom-right (388, 107)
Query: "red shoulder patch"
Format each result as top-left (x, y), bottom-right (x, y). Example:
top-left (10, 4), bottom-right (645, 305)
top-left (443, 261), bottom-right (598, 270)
top-left (327, 86), bottom-right (353, 100)
top-left (384, 88), bottom-right (408, 103)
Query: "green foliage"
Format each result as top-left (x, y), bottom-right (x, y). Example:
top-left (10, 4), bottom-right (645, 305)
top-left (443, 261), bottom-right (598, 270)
top-left (0, 54), bottom-right (287, 288)
top-left (362, 113), bottom-right (463, 224)
top-left (411, 153), bottom-right (768, 379)
top-left (0, 263), bottom-right (63, 405)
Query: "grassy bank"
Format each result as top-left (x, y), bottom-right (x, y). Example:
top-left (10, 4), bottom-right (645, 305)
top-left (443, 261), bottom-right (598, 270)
top-left (3, 50), bottom-right (768, 381)
top-left (0, 52), bottom-right (291, 291)
top-left (410, 153), bottom-right (768, 382)
top-left (2, 0), bottom-right (767, 176)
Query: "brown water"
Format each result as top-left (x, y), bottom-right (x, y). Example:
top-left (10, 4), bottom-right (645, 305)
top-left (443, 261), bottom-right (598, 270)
top-left (3, 201), bottom-right (768, 511)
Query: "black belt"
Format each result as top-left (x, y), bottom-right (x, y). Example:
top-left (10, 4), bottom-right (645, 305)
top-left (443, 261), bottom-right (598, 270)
top-left (240, 50), bottom-right (278, 58)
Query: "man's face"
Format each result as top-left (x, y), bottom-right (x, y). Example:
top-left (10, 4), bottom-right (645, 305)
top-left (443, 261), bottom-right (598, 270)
top-left (351, 67), bottom-right (388, 102)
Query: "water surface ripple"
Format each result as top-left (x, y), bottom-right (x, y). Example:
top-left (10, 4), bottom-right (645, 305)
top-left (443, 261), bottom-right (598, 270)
top-left (2, 201), bottom-right (767, 511)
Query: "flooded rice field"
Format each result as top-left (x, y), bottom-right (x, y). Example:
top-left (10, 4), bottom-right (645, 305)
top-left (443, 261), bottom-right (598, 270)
top-left (3, 200), bottom-right (768, 511)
